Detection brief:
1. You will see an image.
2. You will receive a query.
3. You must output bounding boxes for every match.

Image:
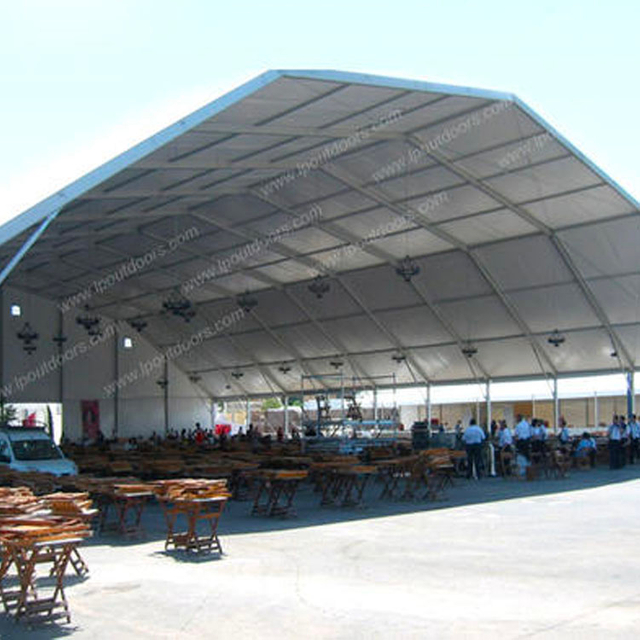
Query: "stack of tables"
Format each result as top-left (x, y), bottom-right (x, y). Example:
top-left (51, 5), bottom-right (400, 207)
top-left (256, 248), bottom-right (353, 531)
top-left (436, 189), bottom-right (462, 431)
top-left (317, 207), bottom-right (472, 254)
top-left (153, 479), bottom-right (230, 554)
top-left (0, 515), bottom-right (91, 625)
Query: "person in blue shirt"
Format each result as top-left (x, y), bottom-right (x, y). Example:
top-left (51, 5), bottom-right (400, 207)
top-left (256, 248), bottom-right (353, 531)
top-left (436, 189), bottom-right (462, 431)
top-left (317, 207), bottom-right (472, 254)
top-left (575, 431), bottom-right (597, 468)
top-left (462, 418), bottom-right (486, 480)
top-left (608, 416), bottom-right (623, 469)
top-left (628, 415), bottom-right (640, 464)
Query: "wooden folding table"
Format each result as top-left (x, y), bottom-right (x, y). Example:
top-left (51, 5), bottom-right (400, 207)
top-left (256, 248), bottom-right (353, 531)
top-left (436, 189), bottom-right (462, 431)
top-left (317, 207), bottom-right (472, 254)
top-left (160, 496), bottom-right (227, 554)
top-left (251, 470), bottom-right (307, 517)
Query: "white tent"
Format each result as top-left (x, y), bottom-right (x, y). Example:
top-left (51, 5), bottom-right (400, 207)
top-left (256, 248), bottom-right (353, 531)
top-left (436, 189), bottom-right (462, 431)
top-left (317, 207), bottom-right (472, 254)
top-left (0, 69), bottom-right (638, 407)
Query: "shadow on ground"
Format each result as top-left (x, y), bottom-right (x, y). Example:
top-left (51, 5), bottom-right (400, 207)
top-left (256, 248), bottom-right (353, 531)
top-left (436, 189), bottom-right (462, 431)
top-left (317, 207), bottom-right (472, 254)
top-left (80, 464), bottom-right (640, 547)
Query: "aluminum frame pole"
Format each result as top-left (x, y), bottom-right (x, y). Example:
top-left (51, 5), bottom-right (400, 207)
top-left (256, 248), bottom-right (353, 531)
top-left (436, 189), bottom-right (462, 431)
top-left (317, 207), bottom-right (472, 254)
top-left (284, 395), bottom-right (289, 437)
top-left (163, 356), bottom-right (169, 437)
top-left (553, 378), bottom-right (559, 432)
top-left (627, 371), bottom-right (635, 417)
top-left (113, 325), bottom-right (119, 439)
top-left (0, 209), bottom-right (61, 287)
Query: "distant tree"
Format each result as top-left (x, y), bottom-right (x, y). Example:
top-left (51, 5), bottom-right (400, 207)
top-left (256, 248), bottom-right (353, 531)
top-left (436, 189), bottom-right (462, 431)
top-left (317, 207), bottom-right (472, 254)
top-left (261, 397), bottom-right (282, 411)
top-left (46, 405), bottom-right (54, 435)
top-left (0, 402), bottom-right (17, 426)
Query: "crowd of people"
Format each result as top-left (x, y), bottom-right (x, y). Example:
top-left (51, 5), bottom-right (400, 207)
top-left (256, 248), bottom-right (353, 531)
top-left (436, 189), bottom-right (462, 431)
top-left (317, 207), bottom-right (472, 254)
top-left (457, 413), bottom-right (640, 479)
top-left (78, 421), bottom-right (306, 453)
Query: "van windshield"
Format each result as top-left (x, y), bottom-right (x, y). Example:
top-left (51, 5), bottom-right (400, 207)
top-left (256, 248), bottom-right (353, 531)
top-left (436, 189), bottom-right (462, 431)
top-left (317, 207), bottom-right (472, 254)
top-left (10, 438), bottom-right (62, 461)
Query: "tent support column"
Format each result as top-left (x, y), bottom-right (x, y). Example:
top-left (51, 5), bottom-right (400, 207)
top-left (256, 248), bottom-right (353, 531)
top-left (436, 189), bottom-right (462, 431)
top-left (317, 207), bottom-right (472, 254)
top-left (426, 384), bottom-right (432, 427)
top-left (594, 392), bottom-right (599, 429)
top-left (373, 387), bottom-right (378, 422)
top-left (553, 378), bottom-right (559, 433)
top-left (163, 356), bottom-right (169, 437)
top-left (113, 325), bottom-right (119, 439)
top-left (284, 395), bottom-right (289, 436)
top-left (627, 371), bottom-right (635, 417)
top-left (246, 397), bottom-right (251, 430)
top-left (486, 380), bottom-right (492, 430)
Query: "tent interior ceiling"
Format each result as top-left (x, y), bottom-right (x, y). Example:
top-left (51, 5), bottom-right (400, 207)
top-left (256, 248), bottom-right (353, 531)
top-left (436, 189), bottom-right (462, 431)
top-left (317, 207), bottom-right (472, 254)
top-left (1, 70), bottom-right (639, 398)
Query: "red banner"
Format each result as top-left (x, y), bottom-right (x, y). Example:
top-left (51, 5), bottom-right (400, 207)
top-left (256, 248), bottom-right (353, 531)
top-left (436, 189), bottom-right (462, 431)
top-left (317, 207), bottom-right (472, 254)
top-left (81, 400), bottom-right (100, 440)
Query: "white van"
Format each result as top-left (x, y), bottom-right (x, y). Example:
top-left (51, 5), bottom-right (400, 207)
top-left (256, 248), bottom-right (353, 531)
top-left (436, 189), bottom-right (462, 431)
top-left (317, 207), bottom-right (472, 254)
top-left (0, 427), bottom-right (78, 476)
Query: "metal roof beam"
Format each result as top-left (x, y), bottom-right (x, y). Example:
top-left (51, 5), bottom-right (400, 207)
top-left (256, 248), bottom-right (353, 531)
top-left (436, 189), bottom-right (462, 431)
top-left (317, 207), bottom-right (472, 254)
top-left (320, 164), bottom-right (557, 375)
top-left (415, 141), bottom-right (635, 370)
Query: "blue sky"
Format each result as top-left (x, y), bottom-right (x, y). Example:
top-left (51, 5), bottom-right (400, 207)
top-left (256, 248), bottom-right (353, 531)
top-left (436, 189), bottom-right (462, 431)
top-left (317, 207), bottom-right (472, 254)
top-left (1, 0), bottom-right (638, 223)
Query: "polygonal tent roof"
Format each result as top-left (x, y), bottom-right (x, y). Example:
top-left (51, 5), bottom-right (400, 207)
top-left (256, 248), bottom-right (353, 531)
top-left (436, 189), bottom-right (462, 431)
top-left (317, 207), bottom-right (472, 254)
top-left (1, 69), bottom-right (639, 399)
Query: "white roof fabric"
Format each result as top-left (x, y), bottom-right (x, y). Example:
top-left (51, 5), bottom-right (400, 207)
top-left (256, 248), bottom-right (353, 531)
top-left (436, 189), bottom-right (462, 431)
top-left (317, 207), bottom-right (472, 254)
top-left (1, 69), bottom-right (639, 398)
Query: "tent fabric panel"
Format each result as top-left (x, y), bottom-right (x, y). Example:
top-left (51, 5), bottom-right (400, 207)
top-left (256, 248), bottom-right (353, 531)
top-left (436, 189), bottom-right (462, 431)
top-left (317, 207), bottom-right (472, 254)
top-left (342, 266), bottom-right (423, 310)
top-left (374, 307), bottom-right (454, 346)
top-left (588, 275), bottom-right (640, 326)
top-left (507, 283), bottom-right (600, 333)
top-left (484, 156), bottom-right (602, 204)
top-left (558, 216), bottom-right (640, 279)
top-left (437, 295), bottom-right (522, 341)
top-left (540, 328), bottom-right (614, 373)
top-left (416, 251), bottom-right (493, 302)
top-left (474, 235), bottom-right (574, 291)
top-left (525, 184), bottom-right (634, 230)
top-left (471, 337), bottom-right (543, 378)
top-left (438, 209), bottom-right (536, 245)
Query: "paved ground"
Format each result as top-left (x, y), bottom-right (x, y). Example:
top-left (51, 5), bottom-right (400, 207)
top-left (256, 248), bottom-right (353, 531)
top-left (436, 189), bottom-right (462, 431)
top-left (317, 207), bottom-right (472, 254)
top-left (2, 466), bottom-right (640, 639)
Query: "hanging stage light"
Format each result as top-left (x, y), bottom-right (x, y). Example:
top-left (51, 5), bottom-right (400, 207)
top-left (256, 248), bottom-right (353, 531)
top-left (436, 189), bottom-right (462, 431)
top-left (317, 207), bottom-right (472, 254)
top-left (237, 291), bottom-right (258, 313)
top-left (52, 331), bottom-right (67, 347)
top-left (461, 342), bottom-right (478, 358)
top-left (128, 317), bottom-right (148, 333)
top-left (162, 290), bottom-right (195, 322)
top-left (329, 359), bottom-right (344, 369)
top-left (278, 364), bottom-right (292, 374)
top-left (76, 305), bottom-right (101, 334)
top-left (17, 322), bottom-right (39, 354)
top-left (391, 352), bottom-right (406, 364)
top-left (395, 255), bottom-right (420, 283)
top-left (547, 329), bottom-right (565, 348)
top-left (308, 275), bottom-right (330, 299)
top-left (231, 371), bottom-right (244, 380)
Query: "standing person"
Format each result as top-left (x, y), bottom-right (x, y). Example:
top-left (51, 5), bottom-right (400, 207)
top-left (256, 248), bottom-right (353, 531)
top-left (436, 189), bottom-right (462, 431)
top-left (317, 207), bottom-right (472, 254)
top-left (514, 414), bottom-right (532, 459)
top-left (463, 418), bottom-right (486, 480)
top-left (531, 419), bottom-right (544, 455)
top-left (608, 415), bottom-right (623, 469)
top-left (497, 422), bottom-right (513, 450)
top-left (629, 415), bottom-right (640, 464)
top-left (559, 420), bottom-right (570, 445)
top-left (619, 416), bottom-right (628, 467)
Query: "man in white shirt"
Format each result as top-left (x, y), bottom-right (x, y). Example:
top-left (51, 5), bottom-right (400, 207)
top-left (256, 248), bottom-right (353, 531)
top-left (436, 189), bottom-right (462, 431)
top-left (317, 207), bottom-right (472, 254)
top-left (514, 414), bottom-right (532, 459)
top-left (462, 418), bottom-right (486, 480)
top-left (608, 415), bottom-right (623, 469)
